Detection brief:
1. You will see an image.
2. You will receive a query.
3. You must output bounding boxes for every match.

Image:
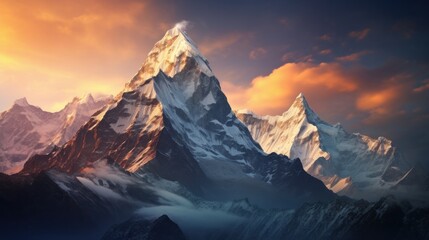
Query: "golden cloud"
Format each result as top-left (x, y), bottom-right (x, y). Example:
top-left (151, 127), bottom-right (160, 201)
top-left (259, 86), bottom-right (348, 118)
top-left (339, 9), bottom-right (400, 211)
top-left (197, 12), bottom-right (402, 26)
top-left (336, 51), bottom-right (370, 62)
top-left (222, 62), bottom-right (358, 115)
top-left (356, 87), bottom-right (398, 114)
top-left (354, 74), bottom-right (414, 124)
top-left (355, 86), bottom-right (405, 124)
top-left (222, 61), bottom-right (417, 127)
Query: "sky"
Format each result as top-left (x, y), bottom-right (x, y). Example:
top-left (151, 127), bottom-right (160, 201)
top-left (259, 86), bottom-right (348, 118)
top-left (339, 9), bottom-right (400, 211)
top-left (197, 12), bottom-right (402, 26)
top-left (0, 0), bottom-right (428, 168)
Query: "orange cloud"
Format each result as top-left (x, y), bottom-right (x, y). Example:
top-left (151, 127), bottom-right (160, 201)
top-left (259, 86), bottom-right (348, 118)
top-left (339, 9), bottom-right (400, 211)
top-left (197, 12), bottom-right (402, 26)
top-left (222, 61), bottom-right (416, 127)
top-left (336, 51), bottom-right (370, 62)
top-left (319, 49), bottom-right (332, 55)
top-left (349, 28), bottom-right (370, 40)
top-left (355, 86), bottom-right (404, 124)
top-left (0, 0), bottom-right (157, 59)
top-left (354, 73), bottom-right (413, 124)
top-left (356, 87), bottom-right (398, 115)
top-left (220, 81), bottom-right (248, 110)
top-left (222, 62), bottom-right (358, 115)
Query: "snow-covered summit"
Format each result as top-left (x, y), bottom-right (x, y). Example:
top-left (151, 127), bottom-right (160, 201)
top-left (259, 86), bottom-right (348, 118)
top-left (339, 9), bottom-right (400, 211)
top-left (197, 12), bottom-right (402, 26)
top-left (236, 93), bottom-right (321, 124)
top-left (128, 24), bottom-right (213, 89)
top-left (281, 93), bottom-right (321, 123)
top-left (236, 93), bottom-right (415, 199)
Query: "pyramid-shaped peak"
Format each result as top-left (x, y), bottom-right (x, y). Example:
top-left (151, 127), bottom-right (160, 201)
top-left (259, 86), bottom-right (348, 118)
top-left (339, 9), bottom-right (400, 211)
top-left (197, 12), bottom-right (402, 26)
top-left (128, 22), bottom-right (213, 89)
top-left (283, 93), bottom-right (320, 123)
top-left (290, 93), bottom-right (311, 110)
top-left (14, 97), bottom-right (30, 107)
top-left (159, 25), bottom-right (200, 56)
top-left (295, 92), bottom-right (309, 105)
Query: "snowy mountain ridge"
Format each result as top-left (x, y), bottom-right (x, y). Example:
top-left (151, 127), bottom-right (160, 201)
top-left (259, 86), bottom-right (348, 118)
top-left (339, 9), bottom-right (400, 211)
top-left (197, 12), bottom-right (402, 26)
top-left (236, 93), bottom-right (416, 199)
top-left (0, 24), bottom-right (428, 240)
top-left (0, 94), bottom-right (112, 174)
top-left (21, 25), bottom-right (333, 207)
top-left (127, 25), bottom-right (213, 90)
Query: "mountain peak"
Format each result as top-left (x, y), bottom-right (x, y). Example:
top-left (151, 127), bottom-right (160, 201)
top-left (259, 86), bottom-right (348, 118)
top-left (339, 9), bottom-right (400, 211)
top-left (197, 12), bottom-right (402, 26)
top-left (80, 93), bottom-right (95, 104)
top-left (14, 97), bottom-right (30, 107)
top-left (294, 92), bottom-right (309, 106)
top-left (283, 93), bottom-right (320, 123)
top-left (165, 20), bottom-right (189, 38)
top-left (128, 22), bottom-right (213, 89)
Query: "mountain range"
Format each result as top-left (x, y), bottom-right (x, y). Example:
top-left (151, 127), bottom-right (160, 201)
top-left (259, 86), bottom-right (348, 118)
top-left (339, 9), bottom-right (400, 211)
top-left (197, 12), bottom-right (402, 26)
top-left (19, 25), bottom-right (333, 208)
top-left (0, 25), bottom-right (427, 240)
top-left (0, 94), bottom-right (111, 174)
top-left (236, 93), bottom-right (424, 200)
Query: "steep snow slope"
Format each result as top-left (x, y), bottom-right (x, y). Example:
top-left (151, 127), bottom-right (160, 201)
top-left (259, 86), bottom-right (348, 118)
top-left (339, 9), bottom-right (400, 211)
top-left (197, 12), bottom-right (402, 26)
top-left (53, 94), bottom-right (113, 144)
top-left (236, 93), bottom-right (415, 199)
top-left (0, 95), bottom-right (111, 174)
top-left (21, 26), bottom-right (333, 207)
